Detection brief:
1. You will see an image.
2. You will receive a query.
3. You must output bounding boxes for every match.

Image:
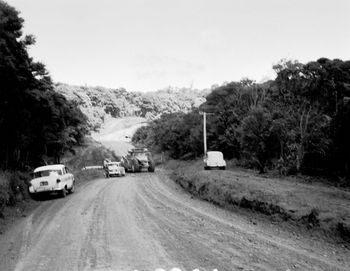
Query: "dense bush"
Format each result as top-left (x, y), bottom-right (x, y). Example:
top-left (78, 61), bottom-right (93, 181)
top-left (132, 110), bottom-right (203, 159)
top-left (0, 1), bottom-right (88, 170)
top-left (0, 171), bottom-right (29, 217)
top-left (133, 58), bottom-right (350, 180)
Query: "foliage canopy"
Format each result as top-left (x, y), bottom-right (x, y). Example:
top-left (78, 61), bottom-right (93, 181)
top-left (0, 1), bottom-right (88, 169)
top-left (133, 58), bottom-right (350, 179)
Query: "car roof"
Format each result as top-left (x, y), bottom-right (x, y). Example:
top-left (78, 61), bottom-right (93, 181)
top-left (107, 162), bottom-right (120, 165)
top-left (34, 164), bottom-right (65, 172)
top-left (207, 151), bottom-right (223, 155)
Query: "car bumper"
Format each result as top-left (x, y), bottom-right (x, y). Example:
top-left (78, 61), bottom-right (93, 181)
top-left (108, 172), bottom-right (123, 177)
top-left (29, 186), bottom-right (64, 194)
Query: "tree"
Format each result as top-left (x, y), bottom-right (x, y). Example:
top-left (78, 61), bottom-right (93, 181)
top-left (0, 1), bottom-right (87, 169)
top-left (240, 107), bottom-right (275, 173)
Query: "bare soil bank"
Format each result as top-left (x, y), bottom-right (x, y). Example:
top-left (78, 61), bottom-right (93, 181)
top-left (167, 160), bottom-right (350, 243)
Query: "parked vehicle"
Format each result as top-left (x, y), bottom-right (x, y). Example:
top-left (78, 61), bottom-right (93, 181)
top-left (28, 164), bottom-right (75, 199)
top-left (122, 148), bottom-right (155, 173)
top-left (204, 151), bottom-right (226, 170)
top-left (105, 161), bottom-right (126, 178)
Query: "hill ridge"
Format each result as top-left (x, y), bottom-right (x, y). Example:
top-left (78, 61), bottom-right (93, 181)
top-left (55, 82), bottom-right (208, 130)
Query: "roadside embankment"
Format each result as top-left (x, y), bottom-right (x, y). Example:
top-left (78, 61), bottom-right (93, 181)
top-left (0, 171), bottom-right (33, 233)
top-left (62, 136), bottom-right (118, 183)
top-left (167, 159), bottom-right (350, 242)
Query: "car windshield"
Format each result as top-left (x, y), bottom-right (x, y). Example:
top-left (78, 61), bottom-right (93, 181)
top-left (134, 152), bottom-right (148, 160)
top-left (34, 169), bottom-right (62, 178)
top-left (208, 152), bottom-right (223, 159)
top-left (108, 163), bottom-right (119, 169)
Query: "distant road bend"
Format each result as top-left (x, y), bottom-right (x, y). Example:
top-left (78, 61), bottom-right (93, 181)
top-left (0, 119), bottom-right (349, 271)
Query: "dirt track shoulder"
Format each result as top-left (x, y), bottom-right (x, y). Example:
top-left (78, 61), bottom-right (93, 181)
top-left (167, 160), bottom-right (350, 243)
top-left (1, 170), bottom-right (350, 271)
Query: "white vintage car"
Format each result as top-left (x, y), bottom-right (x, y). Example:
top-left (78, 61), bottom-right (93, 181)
top-left (105, 162), bottom-right (126, 178)
top-left (28, 164), bottom-right (75, 198)
top-left (204, 151), bottom-right (226, 170)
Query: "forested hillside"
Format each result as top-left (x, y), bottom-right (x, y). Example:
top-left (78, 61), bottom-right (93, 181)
top-left (133, 58), bottom-right (350, 181)
top-left (0, 1), bottom-right (92, 217)
top-left (0, 1), bottom-right (88, 170)
top-left (55, 83), bottom-right (207, 130)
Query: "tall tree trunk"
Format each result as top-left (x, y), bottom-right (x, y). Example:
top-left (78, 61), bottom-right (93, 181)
top-left (296, 106), bottom-right (311, 172)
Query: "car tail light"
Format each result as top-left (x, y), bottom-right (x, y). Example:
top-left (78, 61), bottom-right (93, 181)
top-left (57, 179), bottom-right (61, 183)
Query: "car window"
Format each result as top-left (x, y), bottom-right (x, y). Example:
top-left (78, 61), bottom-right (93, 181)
top-left (65, 167), bottom-right (69, 174)
top-left (208, 152), bottom-right (223, 159)
top-left (34, 169), bottom-right (62, 178)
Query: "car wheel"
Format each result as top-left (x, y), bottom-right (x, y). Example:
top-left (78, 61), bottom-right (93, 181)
top-left (148, 163), bottom-right (155, 172)
top-left (30, 193), bottom-right (39, 201)
top-left (69, 182), bottom-right (75, 194)
top-left (134, 162), bottom-right (140, 172)
top-left (61, 187), bottom-right (67, 198)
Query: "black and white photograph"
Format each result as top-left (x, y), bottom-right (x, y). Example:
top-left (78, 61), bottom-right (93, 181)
top-left (0, 0), bottom-right (350, 270)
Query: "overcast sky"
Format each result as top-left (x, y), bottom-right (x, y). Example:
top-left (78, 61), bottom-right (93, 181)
top-left (8, 0), bottom-right (350, 92)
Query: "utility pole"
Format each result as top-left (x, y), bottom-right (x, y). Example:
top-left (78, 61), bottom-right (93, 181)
top-left (201, 111), bottom-right (214, 157)
top-left (203, 112), bottom-right (207, 156)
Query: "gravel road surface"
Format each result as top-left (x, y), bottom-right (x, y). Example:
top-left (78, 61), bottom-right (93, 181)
top-left (0, 170), bottom-right (349, 271)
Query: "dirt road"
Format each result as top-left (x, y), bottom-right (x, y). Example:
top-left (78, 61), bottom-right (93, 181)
top-left (0, 170), bottom-right (349, 271)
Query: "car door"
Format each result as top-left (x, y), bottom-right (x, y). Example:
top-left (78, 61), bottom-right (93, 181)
top-left (64, 167), bottom-right (73, 187)
top-left (60, 167), bottom-right (67, 187)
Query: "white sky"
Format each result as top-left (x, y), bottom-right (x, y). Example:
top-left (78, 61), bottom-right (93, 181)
top-left (8, 0), bottom-right (350, 92)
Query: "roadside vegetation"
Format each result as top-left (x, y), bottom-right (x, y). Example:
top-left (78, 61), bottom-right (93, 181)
top-left (0, 1), bottom-right (88, 170)
top-left (0, 1), bottom-right (88, 220)
top-left (168, 160), bottom-right (350, 242)
top-left (133, 59), bottom-right (350, 184)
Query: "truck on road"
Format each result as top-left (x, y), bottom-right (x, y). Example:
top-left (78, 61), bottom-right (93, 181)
top-left (122, 148), bottom-right (155, 173)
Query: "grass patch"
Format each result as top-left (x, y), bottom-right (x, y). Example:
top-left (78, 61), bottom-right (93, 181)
top-left (168, 159), bottom-right (350, 242)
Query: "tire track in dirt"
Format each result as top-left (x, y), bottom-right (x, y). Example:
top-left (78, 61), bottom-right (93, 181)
top-left (134, 171), bottom-right (350, 271)
top-left (13, 178), bottom-right (112, 271)
top-left (0, 170), bottom-right (349, 271)
top-left (78, 180), bottom-right (113, 270)
top-left (101, 175), bottom-right (175, 270)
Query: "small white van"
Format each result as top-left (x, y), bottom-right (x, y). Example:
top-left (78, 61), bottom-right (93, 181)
top-left (204, 151), bottom-right (226, 170)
